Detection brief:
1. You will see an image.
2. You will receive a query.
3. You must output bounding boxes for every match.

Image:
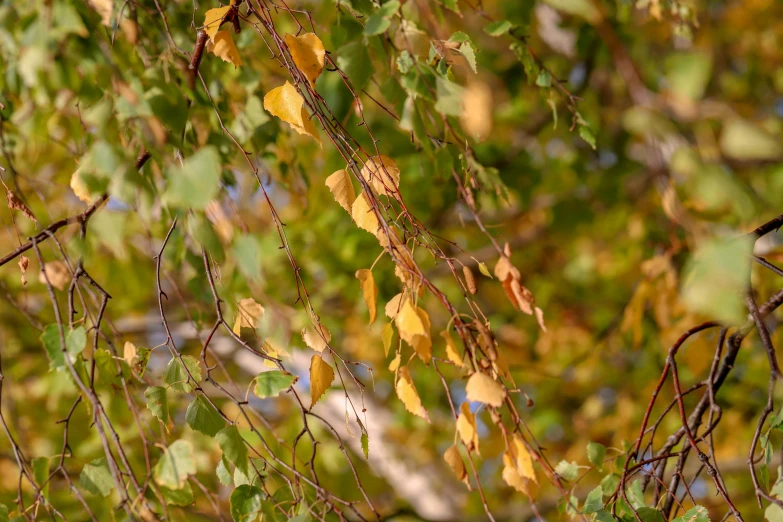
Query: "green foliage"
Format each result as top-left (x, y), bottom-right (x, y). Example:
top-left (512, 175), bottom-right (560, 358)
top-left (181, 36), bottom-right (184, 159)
top-left (185, 395), bottom-right (227, 437)
top-left (253, 371), bottom-right (295, 399)
top-left (229, 485), bottom-right (264, 522)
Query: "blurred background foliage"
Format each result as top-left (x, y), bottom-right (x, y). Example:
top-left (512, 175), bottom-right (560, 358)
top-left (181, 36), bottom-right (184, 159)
top-left (1, 0), bottom-right (783, 520)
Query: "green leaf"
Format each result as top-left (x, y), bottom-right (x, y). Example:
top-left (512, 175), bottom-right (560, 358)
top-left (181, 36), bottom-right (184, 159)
top-left (600, 472), bottom-right (619, 492)
top-left (163, 146), bottom-right (222, 209)
top-left (579, 125), bottom-right (597, 150)
top-left (230, 484), bottom-right (264, 522)
top-left (217, 425), bottom-right (248, 467)
top-left (164, 355), bottom-right (202, 393)
top-left (154, 440), bottom-right (196, 490)
top-left (594, 511), bottom-right (615, 522)
top-left (434, 77), bottom-right (464, 116)
top-left (145, 386), bottom-right (169, 425)
top-left (253, 371), bottom-right (295, 399)
top-left (665, 52), bottom-right (712, 101)
top-left (484, 20), bottom-right (513, 36)
top-left (336, 41), bottom-right (374, 91)
top-left (158, 482), bottom-right (194, 507)
top-left (627, 479), bottom-right (646, 509)
top-left (587, 442), bottom-right (606, 468)
top-left (361, 432), bottom-right (369, 459)
top-left (536, 70), bottom-right (552, 88)
top-left (233, 234), bottom-right (263, 283)
top-left (460, 43), bottom-right (477, 74)
top-left (720, 118), bottom-right (782, 161)
top-left (186, 395), bottom-right (227, 437)
top-left (767, 504), bottom-right (783, 522)
top-left (637, 507), bottom-right (665, 522)
top-left (672, 505), bottom-right (710, 522)
top-left (41, 325), bottom-right (87, 370)
top-left (79, 458), bottom-right (114, 497)
top-left (94, 348), bottom-right (131, 388)
top-left (681, 236), bottom-right (753, 325)
top-left (543, 0), bottom-right (601, 23)
top-left (555, 460), bottom-right (579, 481)
top-left (32, 457), bottom-right (50, 499)
top-left (396, 51), bottom-right (414, 74)
top-left (217, 457), bottom-right (233, 486)
top-left (441, 0), bottom-right (460, 13)
top-left (582, 486), bottom-right (603, 514)
top-left (0, 504), bottom-right (8, 522)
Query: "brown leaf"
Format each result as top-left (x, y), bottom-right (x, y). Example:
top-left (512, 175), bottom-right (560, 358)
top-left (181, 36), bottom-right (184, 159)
top-left (18, 255), bottom-right (29, 286)
top-left (6, 189), bottom-right (37, 223)
top-left (39, 261), bottom-right (71, 291)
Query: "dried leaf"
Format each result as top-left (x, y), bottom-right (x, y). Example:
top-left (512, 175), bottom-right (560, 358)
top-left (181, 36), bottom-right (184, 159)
top-left (232, 298), bottom-right (265, 334)
top-left (465, 372), bottom-right (506, 407)
top-left (360, 155), bottom-right (400, 197)
top-left (395, 366), bottom-right (429, 421)
top-left (441, 330), bottom-right (464, 367)
top-left (325, 170), bottom-right (355, 213)
top-left (444, 445), bottom-right (469, 486)
top-left (207, 30), bottom-right (243, 68)
top-left (351, 190), bottom-right (380, 235)
top-left (463, 265), bottom-right (477, 294)
top-left (309, 354), bottom-right (334, 408)
top-left (302, 323), bottom-right (331, 353)
top-left (460, 81), bottom-right (493, 141)
top-left (457, 402), bottom-right (479, 453)
top-left (285, 33), bottom-right (326, 86)
top-left (203, 6), bottom-right (231, 42)
top-left (355, 269), bottom-right (378, 324)
top-left (18, 255), bottom-right (29, 286)
top-left (6, 189), bottom-right (37, 223)
top-left (534, 306), bottom-right (547, 332)
top-left (40, 261), bottom-right (71, 291)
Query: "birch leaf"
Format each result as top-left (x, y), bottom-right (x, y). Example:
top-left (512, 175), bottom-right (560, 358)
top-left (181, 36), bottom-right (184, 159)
top-left (444, 445), bottom-right (469, 486)
top-left (355, 269), bottom-right (378, 324)
top-left (441, 330), bottom-right (464, 368)
top-left (385, 293), bottom-right (404, 319)
top-left (395, 299), bottom-right (426, 339)
top-left (325, 169), bottom-right (355, 213)
top-left (360, 155), bottom-right (400, 196)
top-left (285, 33), bottom-right (326, 86)
top-left (351, 191), bottom-right (379, 235)
top-left (395, 366), bottom-right (429, 421)
top-left (457, 402), bottom-right (479, 453)
top-left (207, 30), bottom-right (243, 68)
top-left (40, 261), bottom-right (71, 291)
top-left (309, 354), bottom-right (334, 408)
top-left (302, 323), bottom-right (330, 353)
top-left (465, 372), bottom-right (506, 407)
top-left (264, 82), bottom-right (305, 128)
top-left (233, 298), bottom-right (265, 334)
top-left (203, 6), bottom-right (231, 42)
top-left (382, 323), bottom-right (394, 356)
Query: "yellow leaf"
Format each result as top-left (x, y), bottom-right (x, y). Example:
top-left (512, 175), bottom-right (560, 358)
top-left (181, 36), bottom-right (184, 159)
top-left (87, 0), bottom-right (113, 26)
top-left (502, 451), bottom-right (533, 496)
top-left (395, 366), bottom-right (429, 421)
top-left (510, 434), bottom-right (537, 483)
top-left (291, 107), bottom-right (322, 147)
top-left (232, 298), bottom-right (265, 334)
top-left (465, 372), bottom-right (506, 407)
top-left (388, 351), bottom-right (401, 372)
top-left (302, 323), bottom-right (331, 353)
top-left (325, 169), bottom-right (355, 213)
top-left (409, 308), bottom-right (431, 364)
top-left (478, 262), bottom-right (491, 278)
top-left (207, 30), bottom-right (242, 68)
top-left (309, 354), bottom-right (334, 408)
top-left (443, 445), bottom-right (469, 487)
top-left (285, 33), bottom-right (326, 86)
top-left (40, 261), bottom-right (71, 291)
top-left (355, 269), bottom-right (378, 324)
top-left (360, 155), bottom-right (400, 197)
top-left (264, 82), bottom-right (305, 128)
top-left (351, 190), bottom-right (379, 235)
top-left (205, 201), bottom-right (234, 243)
top-left (382, 323), bottom-right (394, 357)
top-left (385, 293), bottom-right (404, 319)
top-left (457, 402), bottom-right (479, 453)
top-left (396, 298), bottom-right (426, 340)
top-left (262, 339), bottom-right (290, 368)
top-left (441, 330), bottom-right (464, 368)
top-left (123, 342), bottom-right (137, 366)
top-left (460, 81), bottom-right (493, 141)
top-left (70, 167), bottom-right (93, 204)
top-left (204, 6), bottom-right (231, 42)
